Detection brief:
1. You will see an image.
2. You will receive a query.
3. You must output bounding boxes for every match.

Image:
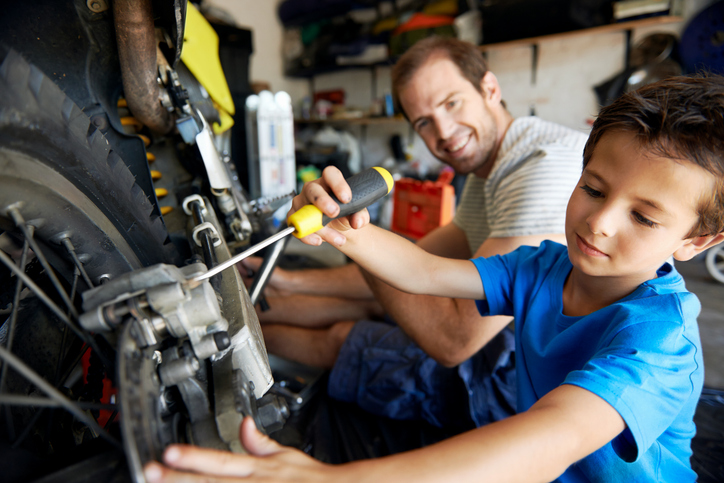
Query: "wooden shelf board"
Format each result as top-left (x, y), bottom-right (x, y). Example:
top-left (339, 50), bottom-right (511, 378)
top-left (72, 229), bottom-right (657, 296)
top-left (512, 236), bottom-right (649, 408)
top-left (296, 115), bottom-right (406, 125)
top-left (479, 15), bottom-right (683, 51)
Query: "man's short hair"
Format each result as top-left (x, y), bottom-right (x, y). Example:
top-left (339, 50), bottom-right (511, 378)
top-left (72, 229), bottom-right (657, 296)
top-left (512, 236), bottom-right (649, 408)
top-left (584, 73), bottom-right (724, 238)
top-left (391, 36), bottom-right (489, 118)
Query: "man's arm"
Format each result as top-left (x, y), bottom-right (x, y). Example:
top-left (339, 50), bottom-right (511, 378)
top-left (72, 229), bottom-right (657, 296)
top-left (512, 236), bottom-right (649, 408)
top-left (256, 293), bottom-right (383, 327)
top-left (362, 223), bottom-right (566, 367)
top-left (240, 257), bottom-right (375, 300)
top-left (145, 384), bottom-right (626, 483)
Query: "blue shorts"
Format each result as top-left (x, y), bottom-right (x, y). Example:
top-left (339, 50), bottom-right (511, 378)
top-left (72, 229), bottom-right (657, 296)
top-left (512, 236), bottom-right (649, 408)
top-left (328, 320), bottom-right (517, 429)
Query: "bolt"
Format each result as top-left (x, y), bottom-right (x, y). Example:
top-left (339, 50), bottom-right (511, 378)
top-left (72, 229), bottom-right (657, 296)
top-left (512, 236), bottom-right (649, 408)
top-left (86, 0), bottom-right (108, 13)
top-left (91, 114), bottom-right (108, 131)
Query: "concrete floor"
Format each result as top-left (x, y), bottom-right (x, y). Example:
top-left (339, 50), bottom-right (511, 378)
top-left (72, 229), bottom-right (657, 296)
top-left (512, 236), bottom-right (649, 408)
top-left (676, 254), bottom-right (724, 390)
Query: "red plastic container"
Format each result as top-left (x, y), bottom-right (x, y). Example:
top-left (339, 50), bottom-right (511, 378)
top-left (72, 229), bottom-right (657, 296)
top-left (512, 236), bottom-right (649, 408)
top-left (391, 170), bottom-right (455, 240)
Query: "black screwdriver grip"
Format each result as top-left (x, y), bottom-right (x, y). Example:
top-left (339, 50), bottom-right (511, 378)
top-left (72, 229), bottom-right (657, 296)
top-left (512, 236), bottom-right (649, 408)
top-left (321, 167), bottom-right (392, 225)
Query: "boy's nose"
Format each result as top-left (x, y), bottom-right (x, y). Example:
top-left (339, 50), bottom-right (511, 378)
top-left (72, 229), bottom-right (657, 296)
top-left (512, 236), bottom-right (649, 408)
top-left (586, 206), bottom-right (616, 237)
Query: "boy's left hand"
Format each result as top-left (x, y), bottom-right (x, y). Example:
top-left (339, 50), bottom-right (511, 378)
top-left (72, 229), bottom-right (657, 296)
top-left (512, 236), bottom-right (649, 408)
top-left (143, 416), bottom-right (341, 482)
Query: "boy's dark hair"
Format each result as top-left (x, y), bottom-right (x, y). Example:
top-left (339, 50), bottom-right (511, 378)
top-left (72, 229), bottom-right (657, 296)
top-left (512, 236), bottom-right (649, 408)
top-left (584, 74), bottom-right (724, 238)
top-left (391, 37), bottom-right (489, 118)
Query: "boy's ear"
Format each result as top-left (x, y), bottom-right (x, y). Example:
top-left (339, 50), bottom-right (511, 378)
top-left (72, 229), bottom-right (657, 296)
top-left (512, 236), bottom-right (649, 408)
top-left (673, 233), bottom-right (724, 262)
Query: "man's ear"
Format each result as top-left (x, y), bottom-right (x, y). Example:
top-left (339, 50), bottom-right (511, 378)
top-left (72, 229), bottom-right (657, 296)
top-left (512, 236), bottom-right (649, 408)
top-left (673, 233), bottom-right (724, 261)
top-left (480, 71), bottom-right (502, 105)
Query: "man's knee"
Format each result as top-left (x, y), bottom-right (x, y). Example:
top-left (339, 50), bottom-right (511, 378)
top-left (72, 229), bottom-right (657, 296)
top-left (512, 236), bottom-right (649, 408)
top-left (324, 321), bottom-right (355, 365)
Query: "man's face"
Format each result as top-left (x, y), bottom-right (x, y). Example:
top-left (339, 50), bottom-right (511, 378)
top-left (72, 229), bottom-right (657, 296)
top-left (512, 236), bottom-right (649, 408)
top-left (398, 55), bottom-right (498, 176)
top-left (565, 130), bottom-right (714, 286)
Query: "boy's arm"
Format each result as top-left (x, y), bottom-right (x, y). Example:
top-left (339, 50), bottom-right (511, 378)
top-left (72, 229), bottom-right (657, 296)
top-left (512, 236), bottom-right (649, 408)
top-left (146, 385), bottom-right (626, 482)
top-left (361, 231), bottom-right (561, 366)
top-left (331, 222), bottom-right (485, 300)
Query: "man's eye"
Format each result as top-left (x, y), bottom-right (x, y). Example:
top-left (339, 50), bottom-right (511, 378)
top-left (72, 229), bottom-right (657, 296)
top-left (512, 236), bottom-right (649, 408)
top-left (633, 212), bottom-right (658, 228)
top-left (447, 100), bottom-right (457, 109)
top-left (580, 184), bottom-right (603, 198)
top-left (415, 119), bottom-right (429, 130)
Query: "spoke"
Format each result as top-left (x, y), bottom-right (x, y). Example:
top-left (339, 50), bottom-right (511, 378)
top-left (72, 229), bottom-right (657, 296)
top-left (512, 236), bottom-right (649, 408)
top-left (0, 234), bottom-right (32, 395)
top-left (61, 237), bottom-right (94, 288)
top-left (0, 345), bottom-right (121, 449)
top-left (15, 341), bottom-right (90, 445)
top-left (10, 404), bottom-right (41, 448)
top-left (54, 269), bottom-right (78, 385)
top-left (0, 395), bottom-right (116, 412)
top-left (104, 409), bottom-right (119, 430)
top-left (7, 208), bottom-right (78, 319)
top-left (0, 249), bottom-right (85, 341)
top-left (1, 213), bottom-right (113, 372)
top-left (0, 246), bottom-right (114, 374)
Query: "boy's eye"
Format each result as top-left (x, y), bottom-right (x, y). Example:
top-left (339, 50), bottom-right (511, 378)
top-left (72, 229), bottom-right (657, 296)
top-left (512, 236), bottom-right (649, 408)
top-left (580, 184), bottom-right (603, 198)
top-left (633, 211), bottom-right (658, 228)
top-left (447, 100), bottom-right (457, 109)
top-left (415, 119), bottom-right (429, 131)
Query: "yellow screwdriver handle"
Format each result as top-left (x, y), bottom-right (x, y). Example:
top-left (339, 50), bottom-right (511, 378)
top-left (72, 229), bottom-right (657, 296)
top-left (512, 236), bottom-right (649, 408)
top-left (288, 167), bottom-right (394, 239)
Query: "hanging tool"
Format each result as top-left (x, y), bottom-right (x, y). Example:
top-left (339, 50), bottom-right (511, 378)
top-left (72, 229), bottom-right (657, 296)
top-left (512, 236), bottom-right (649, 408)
top-left (189, 167), bottom-right (394, 283)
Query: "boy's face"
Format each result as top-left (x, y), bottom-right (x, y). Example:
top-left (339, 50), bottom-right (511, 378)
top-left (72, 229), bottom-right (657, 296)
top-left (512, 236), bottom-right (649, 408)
top-left (566, 130), bottom-right (715, 285)
top-left (398, 56), bottom-right (499, 177)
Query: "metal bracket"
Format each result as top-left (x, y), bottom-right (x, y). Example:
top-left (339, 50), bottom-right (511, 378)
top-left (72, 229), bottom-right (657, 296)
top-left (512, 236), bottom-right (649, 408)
top-left (182, 194), bottom-right (208, 216)
top-left (192, 222), bottom-right (222, 247)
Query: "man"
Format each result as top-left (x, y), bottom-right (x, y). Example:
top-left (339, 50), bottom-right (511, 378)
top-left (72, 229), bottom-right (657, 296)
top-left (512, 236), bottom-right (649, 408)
top-left (244, 36), bottom-right (587, 429)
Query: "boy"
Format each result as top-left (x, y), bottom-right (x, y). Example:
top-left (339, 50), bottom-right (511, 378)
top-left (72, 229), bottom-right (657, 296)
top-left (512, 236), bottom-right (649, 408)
top-left (146, 74), bottom-right (724, 482)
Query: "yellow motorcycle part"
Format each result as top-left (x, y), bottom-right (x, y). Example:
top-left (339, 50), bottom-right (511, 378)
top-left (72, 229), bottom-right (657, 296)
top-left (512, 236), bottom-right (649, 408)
top-left (213, 101), bottom-right (235, 136)
top-left (182, 1), bottom-right (235, 133)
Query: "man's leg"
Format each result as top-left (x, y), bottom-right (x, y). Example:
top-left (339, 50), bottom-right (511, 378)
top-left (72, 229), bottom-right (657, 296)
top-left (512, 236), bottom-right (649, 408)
top-left (328, 321), bottom-right (516, 431)
top-left (261, 321), bottom-right (355, 369)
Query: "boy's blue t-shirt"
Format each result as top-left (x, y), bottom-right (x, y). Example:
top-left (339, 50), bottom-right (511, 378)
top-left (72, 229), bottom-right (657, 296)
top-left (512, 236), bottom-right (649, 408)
top-left (472, 241), bottom-right (703, 482)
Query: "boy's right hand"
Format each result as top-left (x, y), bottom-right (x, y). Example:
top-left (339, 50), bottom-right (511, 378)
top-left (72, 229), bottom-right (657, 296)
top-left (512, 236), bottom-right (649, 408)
top-left (288, 166), bottom-right (370, 247)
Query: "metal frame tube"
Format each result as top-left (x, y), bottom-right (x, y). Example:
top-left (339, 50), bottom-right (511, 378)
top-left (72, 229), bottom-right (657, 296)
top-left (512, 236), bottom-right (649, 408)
top-left (112, 0), bottom-right (173, 134)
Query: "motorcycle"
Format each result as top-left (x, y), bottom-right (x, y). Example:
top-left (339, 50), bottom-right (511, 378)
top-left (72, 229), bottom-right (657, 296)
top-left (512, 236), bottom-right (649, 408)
top-left (0, 1), bottom-right (289, 481)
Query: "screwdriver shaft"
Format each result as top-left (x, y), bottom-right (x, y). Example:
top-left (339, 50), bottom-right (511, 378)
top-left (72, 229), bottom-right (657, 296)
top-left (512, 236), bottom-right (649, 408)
top-left (191, 226), bottom-right (296, 282)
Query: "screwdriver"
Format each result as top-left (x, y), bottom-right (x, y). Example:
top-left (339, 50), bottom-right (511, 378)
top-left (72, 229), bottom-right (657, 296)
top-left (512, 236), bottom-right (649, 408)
top-left (190, 167), bottom-right (394, 283)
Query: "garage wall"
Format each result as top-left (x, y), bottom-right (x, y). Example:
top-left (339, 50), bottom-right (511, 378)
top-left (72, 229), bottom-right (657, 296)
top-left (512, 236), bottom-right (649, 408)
top-left (204, 0), bottom-right (308, 103)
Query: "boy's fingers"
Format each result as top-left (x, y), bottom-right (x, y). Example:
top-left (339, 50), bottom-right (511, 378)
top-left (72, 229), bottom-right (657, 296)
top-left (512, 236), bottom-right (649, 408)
top-left (348, 209), bottom-right (370, 230)
top-left (157, 444), bottom-right (255, 477)
top-left (319, 166), bottom-right (351, 204)
top-left (239, 416), bottom-right (286, 456)
top-left (298, 232), bottom-right (324, 246)
top-left (301, 181), bottom-right (340, 217)
top-left (144, 461), bottom-right (230, 482)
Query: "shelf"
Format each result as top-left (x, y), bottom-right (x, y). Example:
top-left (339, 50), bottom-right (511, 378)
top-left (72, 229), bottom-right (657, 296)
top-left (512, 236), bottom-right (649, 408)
top-left (285, 60), bottom-right (393, 79)
top-left (479, 15), bottom-right (683, 51)
top-left (285, 16), bottom-right (684, 83)
top-left (295, 115), bottom-right (406, 126)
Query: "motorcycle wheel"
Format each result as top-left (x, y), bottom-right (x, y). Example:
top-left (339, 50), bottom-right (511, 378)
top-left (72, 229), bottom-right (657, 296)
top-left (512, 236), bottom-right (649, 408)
top-left (0, 48), bottom-right (177, 481)
top-left (705, 245), bottom-right (724, 285)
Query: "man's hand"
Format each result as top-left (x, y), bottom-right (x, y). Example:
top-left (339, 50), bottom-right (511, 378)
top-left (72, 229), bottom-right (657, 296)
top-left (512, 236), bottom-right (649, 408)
top-left (288, 166), bottom-right (369, 247)
top-left (143, 417), bottom-right (342, 482)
